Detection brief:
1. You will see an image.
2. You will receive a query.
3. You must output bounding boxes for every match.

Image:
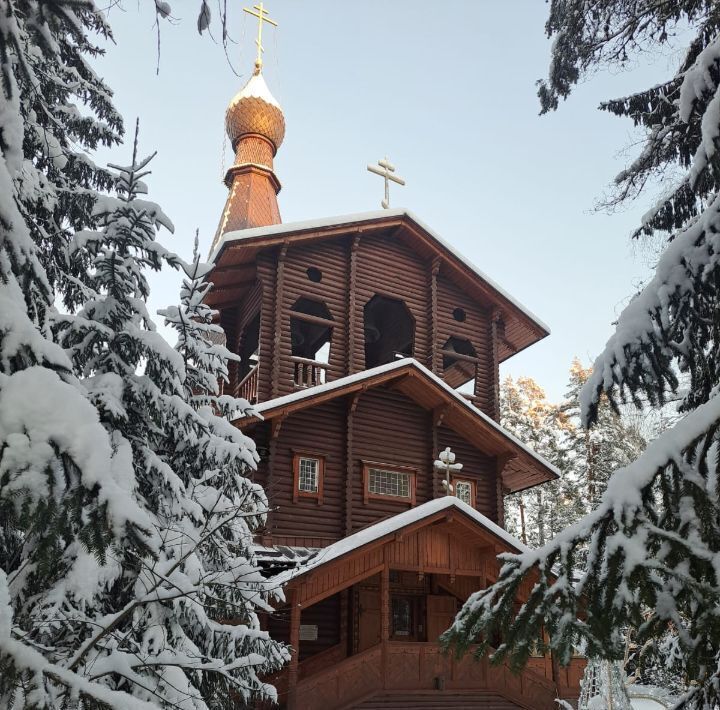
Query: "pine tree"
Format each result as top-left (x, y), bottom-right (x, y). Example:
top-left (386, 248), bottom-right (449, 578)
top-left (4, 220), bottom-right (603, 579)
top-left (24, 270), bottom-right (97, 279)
top-left (501, 376), bottom-right (579, 548)
top-left (444, 5), bottom-right (720, 708)
top-left (562, 359), bottom-right (646, 511)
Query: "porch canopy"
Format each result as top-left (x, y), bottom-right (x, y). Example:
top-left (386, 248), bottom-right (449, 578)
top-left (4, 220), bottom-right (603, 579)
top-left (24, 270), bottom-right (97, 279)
top-left (272, 496), bottom-right (551, 709)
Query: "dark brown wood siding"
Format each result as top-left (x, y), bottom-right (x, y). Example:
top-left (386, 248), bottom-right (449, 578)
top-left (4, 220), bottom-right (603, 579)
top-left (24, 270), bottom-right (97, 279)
top-left (350, 388), bottom-right (433, 531)
top-left (276, 239), bottom-right (349, 396)
top-left (256, 251), bottom-right (276, 402)
top-left (267, 593), bottom-right (342, 662)
top-left (353, 232), bottom-right (432, 372)
top-left (265, 399), bottom-right (347, 543)
top-left (436, 270), bottom-right (495, 417)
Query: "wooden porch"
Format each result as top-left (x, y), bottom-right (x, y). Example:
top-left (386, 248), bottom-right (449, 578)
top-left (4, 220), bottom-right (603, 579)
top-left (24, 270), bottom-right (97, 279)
top-left (266, 499), bottom-right (584, 709)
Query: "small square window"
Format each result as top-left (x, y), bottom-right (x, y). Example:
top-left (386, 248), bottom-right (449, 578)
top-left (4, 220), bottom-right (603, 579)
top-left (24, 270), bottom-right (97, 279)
top-left (454, 479), bottom-right (475, 507)
top-left (293, 452), bottom-right (324, 503)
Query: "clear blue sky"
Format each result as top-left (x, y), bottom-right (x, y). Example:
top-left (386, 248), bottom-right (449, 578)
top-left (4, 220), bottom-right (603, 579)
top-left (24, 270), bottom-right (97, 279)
top-left (95, 0), bottom-right (673, 403)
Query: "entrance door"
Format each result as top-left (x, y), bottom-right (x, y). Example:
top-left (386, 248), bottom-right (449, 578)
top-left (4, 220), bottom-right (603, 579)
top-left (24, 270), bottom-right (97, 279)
top-left (357, 588), bottom-right (380, 652)
top-left (426, 594), bottom-right (457, 641)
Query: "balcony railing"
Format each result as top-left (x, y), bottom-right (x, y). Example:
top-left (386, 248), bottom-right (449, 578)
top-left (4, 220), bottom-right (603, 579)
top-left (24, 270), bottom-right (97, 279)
top-left (236, 365), bottom-right (259, 404)
top-left (291, 356), bottom-right (327, 388)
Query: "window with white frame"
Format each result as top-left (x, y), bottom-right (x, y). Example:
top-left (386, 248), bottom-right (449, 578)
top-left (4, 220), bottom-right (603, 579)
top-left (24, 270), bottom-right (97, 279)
top-left (454, 479), bottom-right (474, 507)
top-left (298, 457), bottom-right (319, 493)
top-left (293, 452), bottom-right (324, 503)
top-left (368, 468), bottom-right (411, 498)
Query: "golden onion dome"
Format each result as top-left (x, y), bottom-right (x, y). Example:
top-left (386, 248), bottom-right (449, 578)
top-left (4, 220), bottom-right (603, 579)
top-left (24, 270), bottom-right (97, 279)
top-left (225, 69), bottom-right (286, 153)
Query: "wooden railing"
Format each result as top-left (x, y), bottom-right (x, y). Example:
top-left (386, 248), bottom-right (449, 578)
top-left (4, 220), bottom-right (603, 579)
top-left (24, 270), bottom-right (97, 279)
top-left (291, 356), bottom-right (327, 388)
top-left (293, 641), bottom-right (560, 710)
top-left (236, 365), bottom-right (259, 404)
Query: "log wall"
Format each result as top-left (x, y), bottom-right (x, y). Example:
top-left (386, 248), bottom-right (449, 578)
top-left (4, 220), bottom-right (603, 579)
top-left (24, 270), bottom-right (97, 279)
top-left (249, 388), bottom-right (501, 545)
top-left (236, 229), bottom-right (498, 413)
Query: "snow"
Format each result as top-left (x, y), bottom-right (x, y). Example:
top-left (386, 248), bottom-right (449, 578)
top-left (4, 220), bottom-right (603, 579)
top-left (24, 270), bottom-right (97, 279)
top-left (209, 209), bottom-right (550, 336)
top-left (0, 367), bottom-right (151, 538)
top-left (235, 357), bottom-right (561, 481)
top-left (227, 72), bottom-right (281, 110)
top-left (273, 496), bottom-right (529, 586)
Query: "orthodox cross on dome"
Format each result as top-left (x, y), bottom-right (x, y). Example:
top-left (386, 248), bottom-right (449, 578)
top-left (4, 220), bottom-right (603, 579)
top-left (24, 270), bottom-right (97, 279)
top-left (367, 156), bottom-right (405, 209)
top-left (243, 2), bottom-right (277, 72)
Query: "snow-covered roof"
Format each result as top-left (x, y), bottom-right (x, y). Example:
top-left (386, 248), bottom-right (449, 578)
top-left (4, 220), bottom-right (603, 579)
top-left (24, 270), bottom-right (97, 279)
top-left (273, 495), bottom-right (528, 586)
top-left (227, 71), bottom-right (281, 109)
top-left (208, 208), bottom-right (549, 335)
top-left (235, 357), bottom-right (561, 483)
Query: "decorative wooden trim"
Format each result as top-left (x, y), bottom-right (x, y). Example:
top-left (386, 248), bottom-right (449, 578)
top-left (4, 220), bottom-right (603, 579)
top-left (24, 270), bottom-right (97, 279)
top-left (270, 416), bottom-right (285, 440)
top-left (380, 558), bottom-right (390, 687)
top-left (495, 453), bottom-right (515, 527)
top-left (345, 393), bottom-right (360, 535)
top-left (489, 307), bottom-right (502, 419)
top-left (348, 233), bottom-right (360, 375)
top-left (362, 461), bottom-right (417, 506)
top-left (287, 589), bottom-right (300, 710)
top-left (430, 256), bottom-right (440, 373)
top-left (271, 241), bottom-right (289, 398)
top-left (452, 477), bottom-right (477, 509)
top-left (292, 451), bottom-right (325, 505)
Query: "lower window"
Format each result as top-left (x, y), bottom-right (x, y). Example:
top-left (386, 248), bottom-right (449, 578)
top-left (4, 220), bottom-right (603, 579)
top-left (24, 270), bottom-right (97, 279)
top-left (293, 452), bottom-right (325, 503)
top-left (453, 478), bottom-right (475, 507)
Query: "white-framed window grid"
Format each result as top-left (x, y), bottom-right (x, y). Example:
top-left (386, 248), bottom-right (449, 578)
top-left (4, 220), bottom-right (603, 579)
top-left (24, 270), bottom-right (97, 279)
top-left (368, 467), bottom-right (411, 498)
top-left (298, 456), bottom-right (319, 493)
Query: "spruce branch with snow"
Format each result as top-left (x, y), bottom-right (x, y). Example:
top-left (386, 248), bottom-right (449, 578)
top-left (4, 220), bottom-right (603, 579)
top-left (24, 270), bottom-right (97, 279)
top-left (46, 129), bottom-right (288, 708)
top-left (444, 5), bottom-right (720, 708)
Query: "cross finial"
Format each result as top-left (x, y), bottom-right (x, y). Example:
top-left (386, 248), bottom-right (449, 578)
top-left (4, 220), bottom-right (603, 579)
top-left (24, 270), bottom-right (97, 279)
top-left (367, 156), bottom-right (406, 209)
top-left (243, 2), bottom-right (277, 73)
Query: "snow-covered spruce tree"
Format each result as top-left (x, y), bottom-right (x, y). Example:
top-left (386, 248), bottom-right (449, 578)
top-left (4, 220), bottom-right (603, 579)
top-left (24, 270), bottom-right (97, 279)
top-left (50, 131), bottom-right (287, 707)
top-left (0, 3), bottom-right (162, 707)
top-left (0, 0), bottom-right (122, 300)
top-left (159, 233), bottom-right (290, 705)
top-left (443, 4), bottom-right (720, 708)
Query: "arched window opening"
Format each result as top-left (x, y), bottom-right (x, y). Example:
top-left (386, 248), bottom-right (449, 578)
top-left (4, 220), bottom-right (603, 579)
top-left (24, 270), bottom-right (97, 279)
top-left (363, 295), bottom-right (415, 369)
top-left (237, 313), bottom-right (260, 403)
top-left (441, 336), bottom-right (478, 390)
top-left (290, 297), bottom-right (333, 387)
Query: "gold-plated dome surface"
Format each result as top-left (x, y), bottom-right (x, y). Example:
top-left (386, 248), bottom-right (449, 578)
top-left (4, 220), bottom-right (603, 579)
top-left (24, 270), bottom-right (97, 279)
top-left (225, 71), bottom-right (285, 152)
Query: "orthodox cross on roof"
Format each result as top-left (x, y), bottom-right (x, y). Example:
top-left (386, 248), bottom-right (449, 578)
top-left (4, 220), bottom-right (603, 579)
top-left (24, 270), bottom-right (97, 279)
top-left (367, 156), bottom-right (405, 209)
top-left (243, 2), bottom-right (277, 72)
top-left (434, 447), bottom-right (463, 494)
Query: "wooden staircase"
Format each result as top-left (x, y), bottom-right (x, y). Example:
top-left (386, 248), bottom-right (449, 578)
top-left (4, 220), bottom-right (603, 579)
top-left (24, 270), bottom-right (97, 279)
top-left (351, 690), bottom-right (522, 709)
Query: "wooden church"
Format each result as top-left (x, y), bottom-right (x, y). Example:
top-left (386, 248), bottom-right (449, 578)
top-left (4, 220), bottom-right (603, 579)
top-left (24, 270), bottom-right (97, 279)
top-left (205, 16), bottom-right (584, 709)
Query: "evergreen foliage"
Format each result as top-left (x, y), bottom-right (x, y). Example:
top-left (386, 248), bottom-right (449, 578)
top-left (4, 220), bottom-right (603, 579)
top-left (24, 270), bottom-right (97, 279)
top-left (501, 375), bottom-right (578, 548)
top-left (444, 6), bottom-right (720, 706)
top-left (0, 0), bottom-right (287, 702)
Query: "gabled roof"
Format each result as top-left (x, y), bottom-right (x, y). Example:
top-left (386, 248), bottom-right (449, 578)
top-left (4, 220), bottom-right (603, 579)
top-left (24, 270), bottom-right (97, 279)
top-left (273, 495), bottom-right (528, 586)
top-left (234, 358), bottom-right (559, 493)
top-left (207, 209), bottom-right (549, 362)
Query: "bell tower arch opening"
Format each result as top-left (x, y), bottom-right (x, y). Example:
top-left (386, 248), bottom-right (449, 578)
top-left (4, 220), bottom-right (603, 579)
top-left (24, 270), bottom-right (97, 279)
top-left (363, 295), bottom-right (415, 369)
top-left (441, 336), bottom-right (478, 392)
top-left (290, 297), bottom-right (333, 387)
